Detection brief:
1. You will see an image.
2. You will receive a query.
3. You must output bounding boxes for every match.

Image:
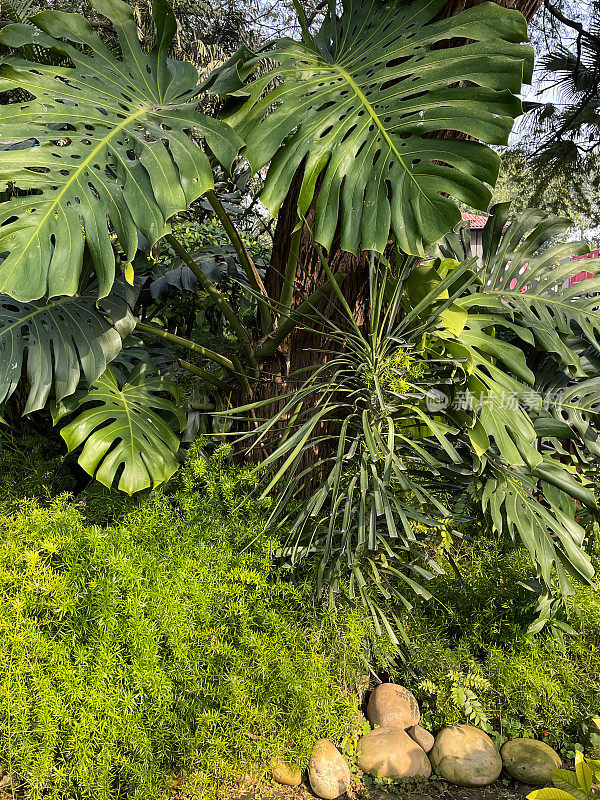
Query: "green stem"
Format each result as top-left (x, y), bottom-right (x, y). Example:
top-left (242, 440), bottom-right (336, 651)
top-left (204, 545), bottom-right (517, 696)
top-left (291, 0), bottom-right (316, 47)
top-left (136, 320), bottom-right (235, 373)
top-left (312, 236), bottom-right (363, 338)
top-left (178, 359), bottom-right (234, 392)
top-left (255, 273), bottom-right (346, 361)
top-left (165, 233), bottom-right (258, 376)
top-left (278, 223), bottom-right (302, 313)
top-left (204, 189), bottom-right (272, 334)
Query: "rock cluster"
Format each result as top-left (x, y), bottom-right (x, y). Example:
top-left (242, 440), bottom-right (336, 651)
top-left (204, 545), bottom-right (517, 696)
top-left (358, 683), bottom-right (433, 780)
top-left (271, 681), bottom-right (564, 797)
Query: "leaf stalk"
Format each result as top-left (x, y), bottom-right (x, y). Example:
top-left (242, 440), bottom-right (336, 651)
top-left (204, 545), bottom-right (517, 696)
top-left (204, 189), bottom-right (272, 334)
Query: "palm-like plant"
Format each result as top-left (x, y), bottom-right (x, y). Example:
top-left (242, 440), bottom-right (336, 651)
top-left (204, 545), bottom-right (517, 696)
top-left (229, 207), bottom-right (600, 639)
top-left (521, 1), bottom-right (600, 200)
top-left (0, 0), bottom-right (597, 637)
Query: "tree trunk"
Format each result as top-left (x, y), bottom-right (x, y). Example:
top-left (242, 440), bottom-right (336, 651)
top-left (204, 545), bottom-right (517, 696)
top-left (255, 0), bottom-right (543, 407)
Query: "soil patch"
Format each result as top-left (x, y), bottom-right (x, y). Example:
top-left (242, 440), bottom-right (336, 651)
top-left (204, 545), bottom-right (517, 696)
top-left (218, 779), bottom-right (534, 800)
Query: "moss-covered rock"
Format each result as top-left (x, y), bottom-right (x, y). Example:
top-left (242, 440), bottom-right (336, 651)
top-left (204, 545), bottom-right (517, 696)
top-left (501, 738), bottom-right (561, 785)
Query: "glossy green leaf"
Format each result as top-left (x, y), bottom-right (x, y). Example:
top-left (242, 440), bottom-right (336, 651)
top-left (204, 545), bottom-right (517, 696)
top-left (0, 0), bottom-right (242, 301)
top-left (541, 376), bottom-right (600, 457)
top-left (0, 279), bottom-right (136, 412)
top-left (56, 364), bottom-right (185, 494)
top-left (483, 471), bottom-right (594, 590)
top-left (208, 0), bottom-right (532, 256)
top-left (448, 204), bottom-right (598, 371)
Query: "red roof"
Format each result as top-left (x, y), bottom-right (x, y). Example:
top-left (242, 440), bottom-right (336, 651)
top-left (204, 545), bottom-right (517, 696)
top-left (573, 249), bottom-right (600, 260)
top-left (570, 250), bottom-right (599, 286)
top-left (461, 212), bottom-right (488, 229)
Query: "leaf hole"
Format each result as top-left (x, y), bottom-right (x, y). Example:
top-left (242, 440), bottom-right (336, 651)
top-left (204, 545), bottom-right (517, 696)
top-left (381, 75), bottom-right (410, 91)
top-left (340, 124), bottom-right (357, 143)
top-left (316, 101), bottom-right (336, 113)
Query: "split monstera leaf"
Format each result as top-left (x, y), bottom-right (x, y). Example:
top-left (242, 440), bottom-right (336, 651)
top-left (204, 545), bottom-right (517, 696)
top-left (0, 0), bottom-right (535, 492)
top-left (0, 0), bottom-right (241, 301)
top-left (207, 0), bottom-right (533, 255)
top-left (0, 0), bottom-right (241, 491)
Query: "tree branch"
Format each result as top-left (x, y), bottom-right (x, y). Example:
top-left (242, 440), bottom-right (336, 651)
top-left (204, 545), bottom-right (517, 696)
top-left (543, 0), bottom-right (600, 49)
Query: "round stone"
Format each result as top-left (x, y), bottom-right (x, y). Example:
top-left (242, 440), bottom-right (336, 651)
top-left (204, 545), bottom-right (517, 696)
top-left (270, 757), bottom-right (302, 786)
top-left (430, 725), bottom-right (502, 787)
top-left (367, 683), bottom-right (420, 729)
top-left (308, 739), bottom-right (351, 799)
top-left (501, 738), bottom-right (561, 786)
top-left (358, 726), bottom-right (432, 780)
top-left (408, 724), bottom-right (435, 754)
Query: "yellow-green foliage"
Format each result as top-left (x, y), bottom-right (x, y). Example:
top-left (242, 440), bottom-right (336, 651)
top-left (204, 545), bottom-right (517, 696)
top-left (363, 348), bottom-right (425, 395)
top-left (0, 440), bottom-right (366, 800)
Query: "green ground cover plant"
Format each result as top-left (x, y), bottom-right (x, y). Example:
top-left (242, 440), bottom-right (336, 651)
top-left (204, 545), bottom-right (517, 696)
top-left (401, 531), bottom-right (600, 753)
top-left (0, 438), bottom-right (374, 800)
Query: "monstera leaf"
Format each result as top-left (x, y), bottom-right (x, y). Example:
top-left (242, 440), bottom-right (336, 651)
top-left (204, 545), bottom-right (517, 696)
top-left (0, 279), bottom-right (136, 413)
top-left (444, 204), bottom-right (599, 371)
top-left (0, 0), bottom-right (242, 302)
top-left (55, 364), bottom-right (185, 494)
top-left (484, 470), bottom-right (595, 593)
top-left (207, 0), bottom-right (533, 256)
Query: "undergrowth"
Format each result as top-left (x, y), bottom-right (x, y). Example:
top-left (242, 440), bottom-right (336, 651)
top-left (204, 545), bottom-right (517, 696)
top-left (400, 534), bottom-right (600, 754)
top-left (0, 438), bottom-right (373, 800)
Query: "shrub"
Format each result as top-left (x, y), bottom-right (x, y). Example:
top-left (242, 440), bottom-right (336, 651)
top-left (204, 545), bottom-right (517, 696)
top-left (399, 535), bottom-right (600, 751)
top-left (0, 441), bottom-right (369, 800)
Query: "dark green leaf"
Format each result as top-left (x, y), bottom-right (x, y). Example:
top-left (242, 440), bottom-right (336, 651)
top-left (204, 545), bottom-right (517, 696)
top-left (0, 0), bottom-right (242, 301)
top-left (210, 0), bottom-right (532, 256)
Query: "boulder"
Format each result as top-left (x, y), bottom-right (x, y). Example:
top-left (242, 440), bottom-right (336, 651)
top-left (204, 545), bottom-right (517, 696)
top-left (358, 727), bottom-right (431, 780)
top-left (308, 739), bottom-right (351, 799)
top-left (270, 757), bottom-right (302, 787)
top-left (501, 739), bottom-right (561, 786)
top-left (408, 724), bottom-right (435, 754)
top-left (367, 683), bottom-right (420, 729)
top-left (430, 725), bottom-right (502, 787)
